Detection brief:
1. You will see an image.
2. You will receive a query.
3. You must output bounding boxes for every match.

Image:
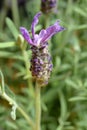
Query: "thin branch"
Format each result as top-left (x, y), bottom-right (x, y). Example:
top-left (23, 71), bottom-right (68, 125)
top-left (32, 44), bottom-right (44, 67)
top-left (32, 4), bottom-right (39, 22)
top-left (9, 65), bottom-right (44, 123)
top-left (1, 92), bottom-right (34, 129)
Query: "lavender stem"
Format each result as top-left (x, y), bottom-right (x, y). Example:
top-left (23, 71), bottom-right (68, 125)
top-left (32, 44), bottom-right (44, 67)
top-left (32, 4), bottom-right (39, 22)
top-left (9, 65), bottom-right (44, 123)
top-left (35, 82), bottom-right (41, 130)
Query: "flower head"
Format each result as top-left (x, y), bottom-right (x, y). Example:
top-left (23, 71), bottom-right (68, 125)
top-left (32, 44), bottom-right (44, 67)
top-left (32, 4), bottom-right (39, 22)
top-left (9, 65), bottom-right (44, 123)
top-left (41, 0), bottom-right (57, 14)
top-left (20, 12), bottom-right (65, 86)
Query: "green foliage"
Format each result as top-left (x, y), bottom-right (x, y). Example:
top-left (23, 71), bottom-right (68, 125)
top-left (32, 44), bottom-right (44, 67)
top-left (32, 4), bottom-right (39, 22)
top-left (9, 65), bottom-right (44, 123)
top-left (0, 0), bottom-right (87, 130)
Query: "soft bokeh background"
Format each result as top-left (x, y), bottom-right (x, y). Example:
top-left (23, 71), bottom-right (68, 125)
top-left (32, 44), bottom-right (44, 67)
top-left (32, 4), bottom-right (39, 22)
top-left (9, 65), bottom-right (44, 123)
top-left (0, 0), bottom-right (87, 130)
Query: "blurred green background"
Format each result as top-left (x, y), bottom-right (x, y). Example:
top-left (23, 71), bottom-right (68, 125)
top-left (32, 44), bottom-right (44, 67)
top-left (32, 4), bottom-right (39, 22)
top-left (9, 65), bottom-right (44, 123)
top-left (0, 0), bottom-right (87, 130)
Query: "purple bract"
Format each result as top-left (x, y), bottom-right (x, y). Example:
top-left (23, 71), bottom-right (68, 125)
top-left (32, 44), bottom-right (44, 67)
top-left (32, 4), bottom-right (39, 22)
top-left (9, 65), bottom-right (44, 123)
top-left (20, 12), bottom-right (65, 48)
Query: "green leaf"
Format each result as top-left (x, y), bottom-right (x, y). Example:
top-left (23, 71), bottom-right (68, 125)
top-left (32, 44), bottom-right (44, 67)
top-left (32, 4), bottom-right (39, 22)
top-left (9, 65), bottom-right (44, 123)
top-left (0, 41), bottom-right (16, 48)
top-left (65, 79), bottom-right (79, 89)
top-left (0, 51), bottom-right (23, 60)
top-left (69, 96), bottom-right (87, 101)
top-left (0, 70), bottom-right (5, 94)
top-left (6, 18), bottom-right (19, 39)
top-left (58, 90), bottom-right (68, 122)
top-left (74, 7), bottom-right (87, 17)
top-left (6, 120), bottom-right (18, 129)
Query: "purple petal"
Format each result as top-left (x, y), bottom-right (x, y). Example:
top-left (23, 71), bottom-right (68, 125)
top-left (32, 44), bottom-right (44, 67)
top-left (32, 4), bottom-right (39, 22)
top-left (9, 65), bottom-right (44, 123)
top-left (31, 12), bottom-right (42, 40)
top-left (20, 27), bottom-right (33, 45)
top-left (37, 29), bottom-right (46, 44)
top-left (39, 29), bottom-right (47, 38)
top-left (39, 21), bottom-right (65, 43)
top-left (33, 34), bottom-right (39, 46)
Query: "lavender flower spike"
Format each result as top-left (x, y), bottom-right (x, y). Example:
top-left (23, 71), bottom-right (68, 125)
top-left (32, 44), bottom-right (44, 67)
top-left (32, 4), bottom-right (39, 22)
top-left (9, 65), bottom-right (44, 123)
top-left (41, 0), bottom-right (57, 14)
top-left (20, 12), bottom-right (65, 86)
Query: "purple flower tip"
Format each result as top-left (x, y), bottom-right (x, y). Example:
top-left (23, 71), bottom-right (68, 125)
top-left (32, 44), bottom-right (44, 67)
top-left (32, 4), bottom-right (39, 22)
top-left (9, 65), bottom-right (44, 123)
top-left (20, 12), bottom-right (65, 47)
top-left (20, 27), bottom-right (33, 45)
top-left (39, 21), bottom-right (65, 43)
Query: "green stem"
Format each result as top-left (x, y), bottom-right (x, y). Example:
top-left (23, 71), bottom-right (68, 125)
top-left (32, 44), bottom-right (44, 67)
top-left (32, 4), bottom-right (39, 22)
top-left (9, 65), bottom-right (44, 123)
top-left (35, 82), bottom-right (41, 130)
top-left (2, 92), bottom-right (34, 129)
top-left (44, 14), bottom-right (50, 28)
top-left (17, 106), bottom-right (34, 129)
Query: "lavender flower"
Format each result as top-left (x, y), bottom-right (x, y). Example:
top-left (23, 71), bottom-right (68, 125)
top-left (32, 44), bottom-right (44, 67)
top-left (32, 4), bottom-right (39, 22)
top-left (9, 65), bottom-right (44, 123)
top-left (41, 0), bottom-right (57, 14)
top-left (20, 12), bottom-right (65, 86)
